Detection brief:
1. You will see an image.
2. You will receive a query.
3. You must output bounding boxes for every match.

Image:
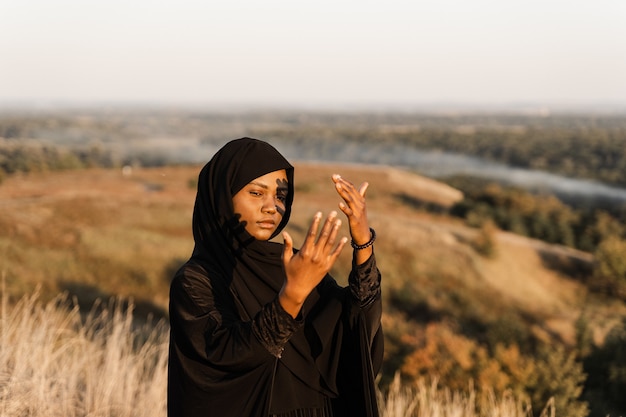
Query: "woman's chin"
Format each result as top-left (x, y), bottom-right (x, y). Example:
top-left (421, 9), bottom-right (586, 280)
top-left (248, 227), bottom-right (276, 241)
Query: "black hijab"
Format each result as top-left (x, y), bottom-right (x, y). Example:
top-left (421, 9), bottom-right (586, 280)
top-left (170, 137), bottom-right (381, 417)
top-left (190, 137), bottom-right (295, 316)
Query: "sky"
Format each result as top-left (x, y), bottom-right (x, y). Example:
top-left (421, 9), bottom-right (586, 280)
top-left (1, 0), bottom-right (625, 110)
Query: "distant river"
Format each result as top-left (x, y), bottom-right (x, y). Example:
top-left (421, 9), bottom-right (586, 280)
top-left (275, 141), bottom-right (626, 207)
top-left (125, 138), bottom-right (626, 206)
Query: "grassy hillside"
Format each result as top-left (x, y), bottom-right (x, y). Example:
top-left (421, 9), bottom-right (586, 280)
top-left (2, 163), bottom-right (626, 415)
top-left (0, 162), bottom-right (462, 306)
top-left (1, 162), bottom-right (620, 335)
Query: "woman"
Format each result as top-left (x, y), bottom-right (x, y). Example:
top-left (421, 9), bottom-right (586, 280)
top-left (168, 138), bottom-right (383, 417)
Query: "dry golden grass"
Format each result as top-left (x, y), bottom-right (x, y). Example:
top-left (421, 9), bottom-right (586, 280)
top-left (0, 288), bottom-right (553, 417)
top-left (0, 285), bottom-right (168, 417)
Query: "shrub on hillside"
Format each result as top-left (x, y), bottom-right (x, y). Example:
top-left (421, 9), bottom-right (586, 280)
top-left (451, 184), bottom-right (580, 248)
top-left (398, 323), bottom-right (588, 417)
top-left (0, 141), bottom-right (84, 174)
top-left (484, 312), bottom-right (532, 351)
top-left (583, 317), bottom-right (626, 416)
top-left (577, 211), bottom-right (625, 252)
top-left (592, 237), bottom-right (626, 298)
top-left (522, 345), bottom-right (588, 417)
top-left (470, 220), bottom-right (499, 258)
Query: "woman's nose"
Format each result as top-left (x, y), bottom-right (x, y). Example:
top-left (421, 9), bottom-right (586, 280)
top-left (262, 196), bottom-right (277, 213)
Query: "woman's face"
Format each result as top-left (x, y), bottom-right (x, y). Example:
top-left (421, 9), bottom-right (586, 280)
top-left (232, 169), bottom-right (289, 241)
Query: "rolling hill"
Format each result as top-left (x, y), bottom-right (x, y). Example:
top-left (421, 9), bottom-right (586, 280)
top-left (2, 162), bottom-right (623, 344)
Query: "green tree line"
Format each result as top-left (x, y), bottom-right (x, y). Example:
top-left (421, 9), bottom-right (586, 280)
top-left (250, 113), bottom-right (626, 187)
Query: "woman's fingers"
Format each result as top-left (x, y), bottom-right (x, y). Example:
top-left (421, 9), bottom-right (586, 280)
top-left (332, 174), bottom-right (372, 245)
top-left (282, 231), bottom-right (294, 264)
top-left (333, 175), bottom-right (354, 216)
top-left (316, 211), bottom-right (338, 248)
top-left (333, 174), bottom-right (368, 219)
top-left (333, 175), bottom-right (367, 208)
top-left (333, 174), bottom-right (367, 194)
top-left (280, 213), bottom-right (349, 316)
top-left (282, 212), bottom-right (346, 296)
top-left (299, 211), bottom-right (345, 258)
top-left (331, 235), bottom-right (349, 258)
top-left (358, 181), bottom-right (369, 197)
top-left (301, 211), bottom-right (322, 252)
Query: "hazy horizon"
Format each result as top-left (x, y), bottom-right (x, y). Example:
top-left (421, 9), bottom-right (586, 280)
top-left (1, 99), bottom-right (625, 116)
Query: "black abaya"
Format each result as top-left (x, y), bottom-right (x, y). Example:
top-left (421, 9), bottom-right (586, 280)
top-left (167, 138), bottom-right (383, 417)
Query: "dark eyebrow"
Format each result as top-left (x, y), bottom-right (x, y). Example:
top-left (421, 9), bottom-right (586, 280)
top-left (249, 181), bottom-right (288, 192)
top-left (249, 181), bottom-right (269, 190)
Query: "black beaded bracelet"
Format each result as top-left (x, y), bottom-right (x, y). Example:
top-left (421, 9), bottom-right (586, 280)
top-left (351, 227), bottom-right (376, 250)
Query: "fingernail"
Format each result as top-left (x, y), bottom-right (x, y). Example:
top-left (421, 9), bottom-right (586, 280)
top-left (330, 210), bottom-right (337, 217)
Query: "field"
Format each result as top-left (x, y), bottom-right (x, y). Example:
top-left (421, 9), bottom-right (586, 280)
top-left (1, 163), bottom-right (618, 334)
top-left (2, 162), bottom-right (626, 416)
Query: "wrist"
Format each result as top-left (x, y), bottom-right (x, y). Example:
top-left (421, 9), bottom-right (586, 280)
top-left (278, 284), bottom-right (308, 318)
top-left (351, 227), bottom-right (376, 250)
top-left (279, 284), bottom-right (307, 304)
top-left (351, 226), bottom-right (371, 244)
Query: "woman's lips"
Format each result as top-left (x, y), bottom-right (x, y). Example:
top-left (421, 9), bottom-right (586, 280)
top-left (257, 219), bottom-right (276, 229)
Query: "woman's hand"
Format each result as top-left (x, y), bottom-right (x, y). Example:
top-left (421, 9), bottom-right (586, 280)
top-left (280, 211), bottom-right (348, 318)
top-left (332, 174), bottom-right (373, 265)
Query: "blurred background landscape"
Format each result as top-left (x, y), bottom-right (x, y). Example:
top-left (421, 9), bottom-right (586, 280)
top-left (2, 0), bottom-right (626, 416)
top-left (2, 109), bottom-right (626, 417)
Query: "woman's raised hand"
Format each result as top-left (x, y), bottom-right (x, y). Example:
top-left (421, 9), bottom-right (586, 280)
top-left (280, 211), bottom-right (348, 318)
top-left (332, 174), bottom-right (373, 265)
